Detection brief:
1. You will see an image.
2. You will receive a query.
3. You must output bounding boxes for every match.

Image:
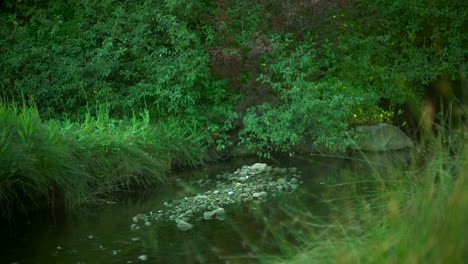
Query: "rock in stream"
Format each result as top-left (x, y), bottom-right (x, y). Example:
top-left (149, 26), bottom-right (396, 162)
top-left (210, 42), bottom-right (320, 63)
top-left (131, 163), bottom-right (302, 231)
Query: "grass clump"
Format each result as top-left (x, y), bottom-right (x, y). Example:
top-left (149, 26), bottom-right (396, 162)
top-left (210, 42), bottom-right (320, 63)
top-left (258, 128), bottom-right (467, 264)
top-left (0, 101), bottom-right (207, 217)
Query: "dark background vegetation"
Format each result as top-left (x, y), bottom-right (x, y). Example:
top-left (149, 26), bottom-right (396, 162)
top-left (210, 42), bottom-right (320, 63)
top-left (0, 0), bottom-right (466, 214)
top-left (1, 0), bottom-right (465, 154)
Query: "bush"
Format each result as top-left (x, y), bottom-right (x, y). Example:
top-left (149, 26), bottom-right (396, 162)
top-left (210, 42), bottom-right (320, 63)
top-left (237, 0), bottom-right (466, 155)
top-left (238, 36), bottom-right (382, 156)
top-left (0, 0), bottom-right (223, 118)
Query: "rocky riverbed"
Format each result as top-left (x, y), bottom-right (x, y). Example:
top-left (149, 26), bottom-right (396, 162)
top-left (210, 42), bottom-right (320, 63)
top-left (130, 163), bottom-right (303, 231)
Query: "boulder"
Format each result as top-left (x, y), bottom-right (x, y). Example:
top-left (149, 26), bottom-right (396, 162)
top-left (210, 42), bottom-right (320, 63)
top-left (355, 123), bottom-right (414, 152)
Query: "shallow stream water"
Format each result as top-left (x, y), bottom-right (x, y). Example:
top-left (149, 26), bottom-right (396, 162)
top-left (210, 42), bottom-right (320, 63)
top-left (0, 152), bottom-right (411, 264)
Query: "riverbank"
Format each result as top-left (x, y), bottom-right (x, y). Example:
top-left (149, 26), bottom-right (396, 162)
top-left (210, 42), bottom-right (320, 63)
top-left (1, 101), bottom-right (466, 263)
top-left (0, 101), bottom-right (208, 217)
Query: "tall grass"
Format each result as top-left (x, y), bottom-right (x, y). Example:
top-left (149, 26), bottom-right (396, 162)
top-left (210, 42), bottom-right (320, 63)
top-left (0, 100), bottom-right (207, 217)
top-left (256, 120), bottom-right (467, 263)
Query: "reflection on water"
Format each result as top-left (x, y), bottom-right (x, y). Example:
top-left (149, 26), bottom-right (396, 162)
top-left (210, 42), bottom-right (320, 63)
top-left (0, 152), bottom-right (411, 264)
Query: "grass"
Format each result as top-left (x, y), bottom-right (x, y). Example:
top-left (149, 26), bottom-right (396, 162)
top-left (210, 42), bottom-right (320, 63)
top-left (0, 100), bottom-right (208, 217)
top-left (253, 121), bottom-right (467, 263)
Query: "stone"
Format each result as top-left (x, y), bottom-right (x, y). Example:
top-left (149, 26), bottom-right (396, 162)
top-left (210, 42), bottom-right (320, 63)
top-left (214, 208), bottom-right (226, 220)
top-left (175, 217), bottom-right (190, 223)
top-left (203, 208), bottom-right (226, 220)
top-left (203, 211), bottom-right (216, 220)
top-left (252, 192), bottom-right (267, 199)
top-left (177, 214), bottom-right (186, 219)
top-left (250, 163), bottom-right (268, 172)
top-left (131, 164), bottom-right (305, 231)
top-left (355, 123), bottom-right (414, 151)
top-left (185, 210), bottom-right (194, 216)
top-left (176, 221), bottom-right (193, 231)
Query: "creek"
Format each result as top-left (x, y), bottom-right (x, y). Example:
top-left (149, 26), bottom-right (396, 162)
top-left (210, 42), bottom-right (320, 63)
top-left (0, 151), bottom-right (411, 264)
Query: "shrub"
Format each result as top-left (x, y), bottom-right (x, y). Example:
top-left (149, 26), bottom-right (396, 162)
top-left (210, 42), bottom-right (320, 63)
top-left (0, 0), bottom-right (222, 118)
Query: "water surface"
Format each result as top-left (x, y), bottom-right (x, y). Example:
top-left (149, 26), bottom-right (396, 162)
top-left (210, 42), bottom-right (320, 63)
top-left (0, 152), bottom-right (411, 264)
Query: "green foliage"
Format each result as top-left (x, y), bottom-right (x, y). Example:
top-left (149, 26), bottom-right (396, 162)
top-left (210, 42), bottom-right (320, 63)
top-left (0, 0), bottom-right (465, 158)
top-left (239, 36), bottom-right (377, 156)
top-left (0, 0), bottom-right (226, 118)
top-left (333, 0), bottom-right (466, 103)
top-left (236, 0), bottom-right (466, 155)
